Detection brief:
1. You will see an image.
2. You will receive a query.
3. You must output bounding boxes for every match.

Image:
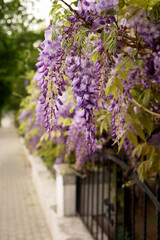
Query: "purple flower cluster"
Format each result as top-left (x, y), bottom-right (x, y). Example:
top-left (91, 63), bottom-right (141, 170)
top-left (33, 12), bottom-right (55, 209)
top-left (78, 0), bottom-right (119, 13)
top-left (124, 48), bottom-right (160, 93)
top-left (128, 10), bottom-right (160, 47)
top-left (35, 101), bottom-right (46, 129)
top-left (36, 24), bottom-right (66, 132)
top-left (109, 96), bottom-right (130, 141)
top-left (76, 0), bottom-right (117, 31)
top-left (66, 112), bottom-right (88, 169)
top-left (19, 109), bottom-right (31, 124)
top-left (148, 131), bottom-right (160, 150)
top-left (65, 55), bottom-right (101, 152)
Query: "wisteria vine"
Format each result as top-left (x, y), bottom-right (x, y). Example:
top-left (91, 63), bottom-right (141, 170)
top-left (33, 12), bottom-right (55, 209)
top-left (19, 0), bottom-right (160, 178)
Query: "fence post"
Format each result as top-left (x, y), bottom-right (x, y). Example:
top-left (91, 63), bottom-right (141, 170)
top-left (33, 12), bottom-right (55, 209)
top-left (54, 164), bottom-right (76, 217)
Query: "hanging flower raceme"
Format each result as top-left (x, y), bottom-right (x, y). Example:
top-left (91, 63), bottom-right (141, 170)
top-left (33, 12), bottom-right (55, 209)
top-left (36, 24), bottom-right (66, 132)
top-left (65, 55), bottom-right (101, 152)
top-left (66, 111), bottom-right (88, 169)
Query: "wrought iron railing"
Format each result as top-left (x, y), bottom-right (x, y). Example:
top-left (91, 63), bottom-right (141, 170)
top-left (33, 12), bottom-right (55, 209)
top-left (76, 154), bottom-right (160, 240)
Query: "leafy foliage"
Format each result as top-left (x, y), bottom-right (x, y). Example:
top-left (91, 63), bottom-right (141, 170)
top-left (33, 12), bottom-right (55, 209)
top-left (0, 0), bottom-right (43, 118)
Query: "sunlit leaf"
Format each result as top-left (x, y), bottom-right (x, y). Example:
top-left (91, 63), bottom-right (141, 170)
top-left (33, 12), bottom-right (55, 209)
top-left (118, 70), bottom-right (128, 82)
top-left (118, 135), bottom-right (125, 152)
top-left (133, 123), bottom-right (145, 141)
top-left (128, 130), bottom-right (138, 146)
top-left (115, 77), bottom-right (123, 91)
top-left (63, 118), bottom-right (72, 127)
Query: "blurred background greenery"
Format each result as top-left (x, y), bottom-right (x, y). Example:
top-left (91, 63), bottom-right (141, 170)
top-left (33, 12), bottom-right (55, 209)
top-left (0, 0), bottom-right (47, 122)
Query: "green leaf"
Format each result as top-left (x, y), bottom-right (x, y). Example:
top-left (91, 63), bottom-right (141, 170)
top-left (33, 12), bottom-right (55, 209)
top-left (63, 118), bottom-right (72, 127)
top-left (90, 51), bottom-right (102, 64)
top-left (58, 117), bottom-right (64, 124)
top-left (81, 27), bottom-right (89, 33)
top-left (67, 96), bottom-right (73, 104)
top-left (118, 70), bottom-right (128, 82)
top-left (51, 29), bottom-right (58, 41)
top-left (49, 4), bottom-right (63, 16)
top-left (140, 142), bottom-right (148, 157)
top-left (90, 51), bottom-right (98, 64)
top-left (150, 3), bottom-right (160, 21)
top-left (50, 131), bottom-right (55, 139)
top-left (127, 105), bottom-right (136, 119)
top-left (133, 123), bottom-right (145, 141)
top-left (139, 116), bottom-right (153, 136)
top-left (107, 41), bottom-right (116, 52)
top-left (52, 0), bottom-right (58, 4)
top-left (56, 130), bottom-right (61, 138)
top-left (69, 106), bottom-right (75, 114)
top-left (100, 30), bottom-right (106, 42)
top-left (112, 80), bottom-right (118, 96)
top-left (127, 130), bottom-right (138, 146)
top-left (96, 25), bottom-right (105, 32)
top-left (103, 30), bottom-right (117, 52)
top-left (100, 120), bottom-right (108, 134)
top-left (130, 49), bottom-right (138, 57)
top-left (119, 0), bottom-right (126, 8)
top-left (132, 144), bottom-right (142, 158)
top-left (118, 135), bottom-right (125, 152)
top-left (104, 34), bottom-right (112, 45)
top-left (97, 115), bottom-right (106, 122)
top-left (71, 1), bottom-right (78, 7)
top-left (40, 132), bottom-right (49, 142)
top-left (115, 77), bottom-right (123, 91)
top-left (105, 84), bottom-right (112, 97)
top-left (115, 57), bottom-right (130, 69)
top-left (61, 38), bottom-right (66, 49)
top-left (44, 132), bottom-right (49, 141)
top-left (125, 61), bottom-right (136, 69)
top-left (101, 11), bottom-right (107, 18)
top-left (26, 128), bottom-right (39, 140)
top-left (142, 89), bottom-right (151, 106)
top-left (137, 160), bottom-right (153, 181)
top-left (74, 30), bottom-right (87, 46)
top-left (105, 78), bottom-right (117, 97)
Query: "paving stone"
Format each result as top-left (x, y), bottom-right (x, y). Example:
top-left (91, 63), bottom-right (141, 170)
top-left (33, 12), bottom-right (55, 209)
top-left (0, 127), bottom-right (52, 240)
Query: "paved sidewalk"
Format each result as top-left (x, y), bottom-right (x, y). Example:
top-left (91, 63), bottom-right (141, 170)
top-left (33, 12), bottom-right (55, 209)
top-left (0, 127), bottom-right (52, 240)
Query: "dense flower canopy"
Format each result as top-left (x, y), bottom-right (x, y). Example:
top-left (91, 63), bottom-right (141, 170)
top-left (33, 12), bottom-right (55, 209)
top-left (19, 0), bottom-right (160, 178)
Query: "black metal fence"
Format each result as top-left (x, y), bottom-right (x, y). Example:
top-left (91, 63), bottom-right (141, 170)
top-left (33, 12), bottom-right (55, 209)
top-left (76, 154), bottom-right (160, 240)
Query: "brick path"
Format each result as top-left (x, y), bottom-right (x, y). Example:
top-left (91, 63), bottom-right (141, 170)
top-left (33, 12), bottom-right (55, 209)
top-left (0, 127), bottom-right (52, 240)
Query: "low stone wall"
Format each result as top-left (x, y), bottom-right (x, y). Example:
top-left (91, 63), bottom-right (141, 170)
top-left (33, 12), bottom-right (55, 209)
top-left (21, 139), bottom-right (93, 240)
